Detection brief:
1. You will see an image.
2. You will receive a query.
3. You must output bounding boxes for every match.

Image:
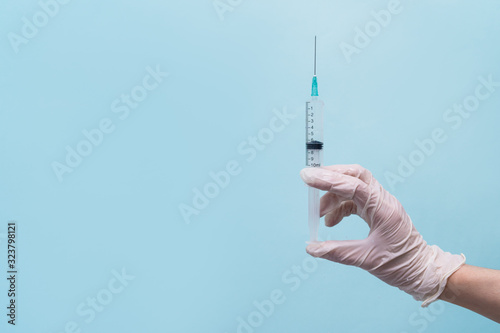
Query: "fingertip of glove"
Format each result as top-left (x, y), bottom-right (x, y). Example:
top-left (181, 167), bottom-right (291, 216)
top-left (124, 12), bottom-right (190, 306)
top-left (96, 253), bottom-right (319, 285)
top-left (301, 168), bottom-right (332, 187)
top-left (300, 168), bottom-right (315, 184)
top-left (306, 241), bottom-right (324, 257)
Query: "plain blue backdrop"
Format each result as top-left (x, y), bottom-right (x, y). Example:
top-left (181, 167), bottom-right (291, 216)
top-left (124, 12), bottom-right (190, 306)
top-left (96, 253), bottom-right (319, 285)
top-left (1, 0), bottom-right (500, 332)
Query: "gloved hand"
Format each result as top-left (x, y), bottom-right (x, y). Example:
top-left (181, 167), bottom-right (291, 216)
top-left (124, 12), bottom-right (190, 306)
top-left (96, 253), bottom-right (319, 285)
top-left (300, 164), bottom-right (465, 307)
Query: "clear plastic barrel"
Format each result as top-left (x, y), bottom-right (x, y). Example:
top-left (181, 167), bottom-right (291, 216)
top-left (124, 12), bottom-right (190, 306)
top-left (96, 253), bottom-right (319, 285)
top-left (305, 97), bottom-right (324, 167)
top-left (305, 96), bottom-right (324, 243)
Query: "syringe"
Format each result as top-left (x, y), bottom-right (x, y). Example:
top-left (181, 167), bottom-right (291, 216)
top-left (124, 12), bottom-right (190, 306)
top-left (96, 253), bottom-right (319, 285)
top-left (305, 36), bottom-right (324, 243)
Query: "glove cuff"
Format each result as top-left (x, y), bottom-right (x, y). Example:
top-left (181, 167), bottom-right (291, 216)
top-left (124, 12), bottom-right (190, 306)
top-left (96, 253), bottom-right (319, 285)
top-left (416, 245), bottom-right (466, 307)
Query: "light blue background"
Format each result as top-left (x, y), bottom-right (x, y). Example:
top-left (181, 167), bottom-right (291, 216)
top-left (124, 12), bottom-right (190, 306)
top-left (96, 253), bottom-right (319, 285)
top-left (1, 0), bottom-right (500, 332)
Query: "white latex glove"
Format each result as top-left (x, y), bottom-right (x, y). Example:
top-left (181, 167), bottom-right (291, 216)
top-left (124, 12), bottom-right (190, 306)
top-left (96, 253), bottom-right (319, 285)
top-left (300, 164), bottom-right (465, 307)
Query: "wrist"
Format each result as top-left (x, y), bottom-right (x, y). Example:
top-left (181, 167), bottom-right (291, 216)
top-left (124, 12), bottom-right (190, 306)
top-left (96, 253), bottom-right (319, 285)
top-left (438, 264), bottom-right (467, 303)
top-left (420, 246), bottom-right (466, 307)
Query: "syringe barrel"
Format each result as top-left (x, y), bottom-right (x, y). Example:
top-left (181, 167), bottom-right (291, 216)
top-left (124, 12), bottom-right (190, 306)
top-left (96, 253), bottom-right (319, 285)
top-left (305, 97), bottom-right (323, 242)
top-left (306, 148), bottom-right (323, 168)
top-left (308, 187), bottom-right (320, 242)
top-left (305, 97), bottom-right (324, 167)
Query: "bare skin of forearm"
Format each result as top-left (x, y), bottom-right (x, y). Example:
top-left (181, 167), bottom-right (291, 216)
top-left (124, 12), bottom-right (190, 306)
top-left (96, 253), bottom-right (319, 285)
top-left (439, 264), bottom-right (500, 323)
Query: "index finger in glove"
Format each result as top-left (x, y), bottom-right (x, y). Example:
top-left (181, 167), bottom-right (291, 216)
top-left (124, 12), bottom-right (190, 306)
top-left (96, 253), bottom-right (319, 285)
top-left (300, 168), bottom-right (371, 209)
top-left (322, 164), bottom-right (373, 185)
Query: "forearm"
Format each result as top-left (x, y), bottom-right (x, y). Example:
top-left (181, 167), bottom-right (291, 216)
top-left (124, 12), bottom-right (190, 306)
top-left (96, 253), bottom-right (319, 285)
top-left (439, 264), bottom-right (500, 323)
